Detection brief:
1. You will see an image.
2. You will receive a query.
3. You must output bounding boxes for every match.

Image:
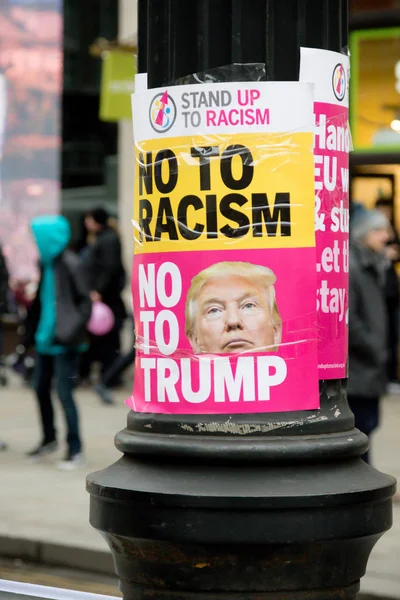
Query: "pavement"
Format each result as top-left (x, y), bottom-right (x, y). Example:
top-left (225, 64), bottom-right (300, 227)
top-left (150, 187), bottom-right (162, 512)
top-left (1, 372), bottom-right (400, 598)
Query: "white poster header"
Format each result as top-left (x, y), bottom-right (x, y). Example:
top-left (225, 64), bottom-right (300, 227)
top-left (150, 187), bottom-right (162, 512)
top-left (132, 81), bottom-right (315, 141)
top-left (300, 47), bottom-right (350, 108)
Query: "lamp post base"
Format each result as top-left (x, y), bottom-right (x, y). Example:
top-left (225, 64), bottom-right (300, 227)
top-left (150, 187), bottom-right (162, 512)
top-left (88, 452), bottom-right (394, 599)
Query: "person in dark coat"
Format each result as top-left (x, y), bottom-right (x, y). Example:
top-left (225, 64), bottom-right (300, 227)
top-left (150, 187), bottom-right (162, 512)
top-left (22, 216), bottom-right (92, 469)
top-left (375, 199), bottom-right (400, 388)
top-left (80, 207), bottom-right (127, 386)
top-left (348, 209), bottom-right (391, 463)
top-left (94, 317), bottom-right (135, 405)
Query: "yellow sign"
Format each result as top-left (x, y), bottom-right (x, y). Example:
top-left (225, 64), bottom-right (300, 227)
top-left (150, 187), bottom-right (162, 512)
top-left (100, 51), bottom-right (136, 122)
top-left (133, 132), bottom-right (315, 254)
top-left (350, 28), bottom-right (400, 151)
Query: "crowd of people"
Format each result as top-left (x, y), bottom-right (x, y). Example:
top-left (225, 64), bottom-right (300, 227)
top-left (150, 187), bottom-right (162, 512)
top-left (0, 198), bottom-right (400, 471)
top-left (0, 207), bottom-right (135, 469)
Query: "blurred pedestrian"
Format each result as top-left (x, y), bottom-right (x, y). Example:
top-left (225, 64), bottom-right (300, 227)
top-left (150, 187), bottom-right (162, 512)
top-left (8, 278), bottom-right (37, 385)
top-left (74, 214), bottom-right (96, 261)
top-left (80, 207), bottom-right (127, 387)
top-left (375, 199), bottom-right (400, 391)
top-left (22, 216), bottom-right (92, 470)
top-left (0, 242), bottom-right (8, 361)
top-left (350, 199), bottom-right (368, 221)
top-left (94, 313), bottom-right (135, 406)
top-left (0, 243), bottom-right (9, 447)
top-left (348, 209), bottom-right (391, 464)
top-left (95, 345), bottom-right (136, 405)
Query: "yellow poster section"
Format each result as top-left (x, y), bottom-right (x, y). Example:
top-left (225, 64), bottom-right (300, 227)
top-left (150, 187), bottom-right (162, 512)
top-left (133, 132), bottom-right (315, 254)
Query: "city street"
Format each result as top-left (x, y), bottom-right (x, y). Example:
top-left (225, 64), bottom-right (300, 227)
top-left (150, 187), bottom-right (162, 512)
top-left (0, 1), bottom-right (397, 598)
top-left (0, 373), bottom-right (399, 598)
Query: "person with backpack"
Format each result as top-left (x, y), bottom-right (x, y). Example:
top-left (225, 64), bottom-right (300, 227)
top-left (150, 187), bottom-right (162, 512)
top-left (22, 215), bottom-right (92, 469)
top-left (79, 207), bottom-right (127, 387)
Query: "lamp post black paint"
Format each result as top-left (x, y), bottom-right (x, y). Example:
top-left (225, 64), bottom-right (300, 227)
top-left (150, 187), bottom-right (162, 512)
top-left (87, 1), bottom-right (395, 598)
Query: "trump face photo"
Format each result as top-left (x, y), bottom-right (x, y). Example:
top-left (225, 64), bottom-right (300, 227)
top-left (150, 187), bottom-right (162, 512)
top-left (185, 261), bottom-right (282, 354)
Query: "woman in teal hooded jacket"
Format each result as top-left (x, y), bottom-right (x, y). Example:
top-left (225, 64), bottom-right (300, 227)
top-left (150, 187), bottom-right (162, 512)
top-left (22, 215), bottom-right (92, 470)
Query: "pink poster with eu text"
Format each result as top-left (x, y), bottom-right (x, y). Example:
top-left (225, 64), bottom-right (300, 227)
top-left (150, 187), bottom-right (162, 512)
top-left (300, 47), bottom-right (350, 380)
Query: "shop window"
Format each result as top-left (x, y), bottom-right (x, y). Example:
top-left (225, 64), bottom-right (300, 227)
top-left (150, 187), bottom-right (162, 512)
top-left (350, 28), bottom-right (400, 151)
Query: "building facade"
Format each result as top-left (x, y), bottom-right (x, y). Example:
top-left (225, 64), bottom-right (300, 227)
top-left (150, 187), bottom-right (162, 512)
top-left (350, 0), bottom-right (400, 226)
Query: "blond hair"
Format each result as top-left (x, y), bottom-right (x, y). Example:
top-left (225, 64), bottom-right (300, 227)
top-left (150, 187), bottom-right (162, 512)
top-left (185, 261), bottom-right (281, 337)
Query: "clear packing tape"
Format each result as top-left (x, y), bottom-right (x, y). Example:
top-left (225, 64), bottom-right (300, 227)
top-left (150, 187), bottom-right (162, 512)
top-left (128, 61), bottom-right (350, 413)
top-left (133, 129), bottom-right (317, 356)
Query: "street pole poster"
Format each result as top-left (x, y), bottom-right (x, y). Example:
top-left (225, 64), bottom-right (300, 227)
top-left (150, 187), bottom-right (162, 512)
top-left (300, 48), bottom-right (350, 380)
top-left (128, 81), bottom-right (319, 414)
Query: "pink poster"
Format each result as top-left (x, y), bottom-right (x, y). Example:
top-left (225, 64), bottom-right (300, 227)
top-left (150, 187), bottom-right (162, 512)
top-left (300, 48), bottom-right (350, 380)
top-left (128, 81), bottom-right (320, 414)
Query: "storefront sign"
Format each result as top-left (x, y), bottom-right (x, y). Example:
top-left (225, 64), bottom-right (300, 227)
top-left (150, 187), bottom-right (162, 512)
top-left (300, 47), bottom-right (350, 380)
top-left (100, 51), bottom-right (136, 122)
top-left (128, 81), bottom-right (319, 415)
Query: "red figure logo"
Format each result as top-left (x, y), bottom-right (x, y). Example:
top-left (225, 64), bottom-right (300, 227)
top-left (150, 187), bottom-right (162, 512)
top-left (332, 63), bottom-right (346, 102)
top-left (149, 90), bottom-right (177, 133)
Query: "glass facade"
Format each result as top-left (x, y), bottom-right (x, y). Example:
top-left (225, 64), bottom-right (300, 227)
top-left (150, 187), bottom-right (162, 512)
top-left (62, 0), bottom-right (118, 190)
top-left (61, 0), bottom-right (119, 245)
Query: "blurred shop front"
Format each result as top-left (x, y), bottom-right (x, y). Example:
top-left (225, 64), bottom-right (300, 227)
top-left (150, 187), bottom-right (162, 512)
top-left (64, 0), bottom-right (136, 275)
top-left (350, 0), bottom-right (400, 228)
top-left (0, 0), bottom-right (120, 281)
top-left (62, 0), bottom-right (119, 249)
top-left (0, 0), bottom-right (63, 281)
top-left (0, 0), bottom-right (121, 353)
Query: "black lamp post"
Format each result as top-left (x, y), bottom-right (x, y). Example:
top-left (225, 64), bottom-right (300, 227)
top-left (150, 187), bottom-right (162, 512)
top-left (87, 2), bottom-right (395, 598)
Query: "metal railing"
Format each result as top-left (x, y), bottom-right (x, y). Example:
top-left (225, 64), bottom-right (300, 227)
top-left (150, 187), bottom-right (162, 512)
top-left (0, 580), bottom-right (117, 600)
